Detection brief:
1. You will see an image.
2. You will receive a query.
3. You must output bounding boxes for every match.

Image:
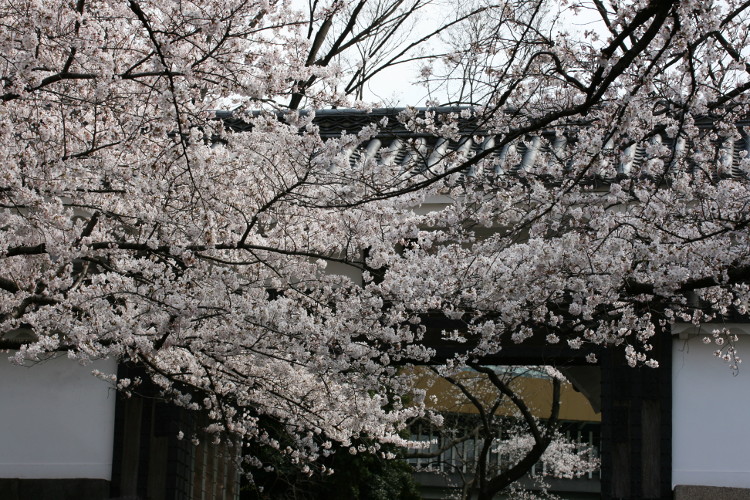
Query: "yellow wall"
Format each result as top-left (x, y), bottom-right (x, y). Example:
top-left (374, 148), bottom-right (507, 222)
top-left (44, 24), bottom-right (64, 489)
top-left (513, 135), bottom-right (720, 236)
top-left (411, 367), bottom-right (601, 422)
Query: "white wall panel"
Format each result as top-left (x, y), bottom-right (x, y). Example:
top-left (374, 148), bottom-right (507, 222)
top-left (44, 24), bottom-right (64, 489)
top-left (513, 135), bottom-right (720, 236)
top-left (0, 355), bottom-right (117, 479)
top-left (673, 329), bottom-right (750, 488)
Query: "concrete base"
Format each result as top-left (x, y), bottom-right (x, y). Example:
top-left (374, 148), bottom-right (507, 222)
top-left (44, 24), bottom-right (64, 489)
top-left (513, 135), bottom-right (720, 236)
top-left (0, 478), bottom-right (110, 500)
top-left (675, 485), bottom-right (750, 500)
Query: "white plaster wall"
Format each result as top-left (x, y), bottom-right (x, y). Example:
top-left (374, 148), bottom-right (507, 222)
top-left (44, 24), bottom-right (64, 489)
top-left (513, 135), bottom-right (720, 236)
top-left (672, 331), bottom-right (750, 488)
top-left (0, 355), bottom-right (117, 479)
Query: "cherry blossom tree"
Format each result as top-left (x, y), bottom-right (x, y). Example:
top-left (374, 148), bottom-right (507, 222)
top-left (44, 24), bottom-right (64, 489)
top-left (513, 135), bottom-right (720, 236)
top-left (2, 0), bottom-right (750, 480)
top-left (408, 366), bottom-right (599, 500)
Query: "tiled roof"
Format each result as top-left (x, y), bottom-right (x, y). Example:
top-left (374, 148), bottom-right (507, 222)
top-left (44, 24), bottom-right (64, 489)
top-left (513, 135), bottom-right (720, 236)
top-left (219, 108), bottom-right (750, 180)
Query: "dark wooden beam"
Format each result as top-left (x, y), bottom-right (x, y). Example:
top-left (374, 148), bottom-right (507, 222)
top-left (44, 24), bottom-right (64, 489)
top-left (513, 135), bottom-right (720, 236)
top-left (600, 327), bottom-right (672, 499)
